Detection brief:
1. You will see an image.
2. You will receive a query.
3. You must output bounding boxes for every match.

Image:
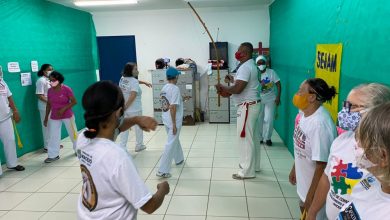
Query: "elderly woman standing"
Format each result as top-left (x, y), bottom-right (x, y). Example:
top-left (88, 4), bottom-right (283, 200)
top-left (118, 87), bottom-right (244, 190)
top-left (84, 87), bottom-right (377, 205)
top-left (289, 78), bottom-right (337, 219)
top-left (306, 83), bottom-right (390, 220)
top-left (44, 71), bottom-right (78, 163)
top-left (337, 102), bottom-right (390, 219)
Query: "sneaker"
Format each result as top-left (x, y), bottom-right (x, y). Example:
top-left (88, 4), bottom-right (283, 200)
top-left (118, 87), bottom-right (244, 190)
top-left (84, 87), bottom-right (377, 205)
top-left (43, 148), bottom-right (48, 152)
top-left (44, 156), bottom-right (60, 163)
top-left (8, 165), bottom-right (25, 171)
top-left (175, 160), bottom-right (184, 165)
top-left (232, 173), bottom-right (255, 180)
top-left (135, 145), bottom-right (147, 152)
top-left (156, 172), bottom-right (171, 178)
top-left (265, 140), bottom-right (273, 146)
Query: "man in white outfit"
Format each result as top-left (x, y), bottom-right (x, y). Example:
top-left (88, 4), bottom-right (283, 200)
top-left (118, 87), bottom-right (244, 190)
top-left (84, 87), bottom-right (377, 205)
top-left (216, 42), bottom-right (262, 180)
top-left (0, 66), bottom-right (25, 176)
top-left (256, 55), bottom-right (281, 146)
top-left (157, 67), bottom-right (184, 178)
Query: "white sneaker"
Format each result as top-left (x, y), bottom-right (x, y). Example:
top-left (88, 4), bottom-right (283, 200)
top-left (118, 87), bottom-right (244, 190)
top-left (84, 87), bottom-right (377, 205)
top-left (156, 172), bottom-right (171, 178)
top-left (135, 145), bottom-right (146, 152)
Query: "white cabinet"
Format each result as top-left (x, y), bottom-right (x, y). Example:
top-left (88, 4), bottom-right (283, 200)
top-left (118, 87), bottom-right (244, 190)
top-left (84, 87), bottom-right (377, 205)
top-left (208, 70), bottom-right (230, 123)
top-left (151, 69), bottom-right (196, 125)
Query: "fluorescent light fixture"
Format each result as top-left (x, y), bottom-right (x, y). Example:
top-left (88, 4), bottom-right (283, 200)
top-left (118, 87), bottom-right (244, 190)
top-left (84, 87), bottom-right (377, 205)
top-left (74, 0), bottom-right (138, 7)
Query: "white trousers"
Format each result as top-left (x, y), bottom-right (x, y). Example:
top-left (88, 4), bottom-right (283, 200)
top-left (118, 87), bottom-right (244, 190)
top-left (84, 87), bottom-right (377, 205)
top-left (0, 118), bottom-right (18, 175)
top-left (258, 100), bottom-right (276, 141)
top-left (39, 108), bottom-right (49, 149)
top-left (119, 111), bottom-right (144, 151)
top-left (47, 116), bottom-right (78, 158)
top-left (158, 125), bottom-right (184, 174)
top-left (236, 102), bottom-right (262, 177)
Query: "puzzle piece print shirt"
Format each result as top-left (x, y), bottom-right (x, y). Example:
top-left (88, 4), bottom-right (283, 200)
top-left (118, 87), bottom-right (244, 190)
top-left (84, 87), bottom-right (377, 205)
top-left (338, 179), bottom-right (386, 220)
top-left (324, 131), bottom-right (378, 220)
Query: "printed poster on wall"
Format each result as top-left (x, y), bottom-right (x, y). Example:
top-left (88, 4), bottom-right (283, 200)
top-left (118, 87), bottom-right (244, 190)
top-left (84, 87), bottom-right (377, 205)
top-left (315, 43), bottom-right (343, 122)
top-left (20, 72), bottom-right (32, 86)
top-left (31, 61), bottom-right (39, 72)
top-left (7, 62), bottom-right (21, 73)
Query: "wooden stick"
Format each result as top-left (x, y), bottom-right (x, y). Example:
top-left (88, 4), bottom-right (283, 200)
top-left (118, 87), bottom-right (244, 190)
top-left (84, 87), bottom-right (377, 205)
top-left (187, 2), bottom-right (221, 106)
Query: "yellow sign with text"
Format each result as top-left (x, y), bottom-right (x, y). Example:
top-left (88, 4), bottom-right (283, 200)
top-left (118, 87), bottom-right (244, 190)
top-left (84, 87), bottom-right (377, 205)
top-left (315, 43), bottom-right (342, 122)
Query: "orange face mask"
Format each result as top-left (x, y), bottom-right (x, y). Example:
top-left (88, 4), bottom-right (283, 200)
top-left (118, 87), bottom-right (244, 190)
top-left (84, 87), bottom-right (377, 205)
top-left (293, 93), bottom-right (310, 110)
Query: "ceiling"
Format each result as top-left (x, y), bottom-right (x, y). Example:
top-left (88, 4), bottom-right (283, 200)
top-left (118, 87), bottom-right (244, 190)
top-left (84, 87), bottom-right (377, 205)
top-left (47, 0), bottom-right (274, 13)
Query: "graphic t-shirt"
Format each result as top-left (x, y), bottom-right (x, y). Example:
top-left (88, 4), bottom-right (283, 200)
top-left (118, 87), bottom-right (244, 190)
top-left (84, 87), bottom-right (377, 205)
top-left (259, 68), bottom-right (280, 103)
top-left (324, 131), bottom-right (375, 220)
top-left (76, 131), bottom-right (152, 220)
top-left (36, 76), bottom-right (50, 110)
top-left (338, 178), bottom-right (385, 220)
top-left (160, 83), bottom-right (183, 128)
top-left (293, 106), bottom-right (337, 202)
top-left (47, 85), bottom-right (74, 120)
top-left (119, 76), bottom-right (142, 113)
top-left (0, 80), bottom-right (12, 122)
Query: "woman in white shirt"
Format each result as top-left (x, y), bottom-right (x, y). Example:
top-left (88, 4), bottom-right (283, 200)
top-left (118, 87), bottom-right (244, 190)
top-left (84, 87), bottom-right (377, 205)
top-left (337, 102), bottom-right (390, 219)
top-left (36, 64), bottom-right (53, 152)
top-left (307, 83), bottom-right (390, 220)
top-left (119, 62), bottom-right (152, 152)
top-left (289, 78), bottom-right (337, 219)
top-left (77, 81), bottom-right (169, 220)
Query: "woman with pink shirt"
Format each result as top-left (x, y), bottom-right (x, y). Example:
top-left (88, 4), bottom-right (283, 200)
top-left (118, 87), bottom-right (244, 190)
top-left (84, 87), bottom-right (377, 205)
top-left (43, 71), bottom-right (78, 163)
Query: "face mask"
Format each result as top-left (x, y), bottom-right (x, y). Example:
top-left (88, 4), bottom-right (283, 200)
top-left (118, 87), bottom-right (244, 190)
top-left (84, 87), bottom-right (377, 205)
top-left (50, 80), bottom-right (59, 87)
top-left (355, 147), bottom-right (376, 169)
top-left (113, 112), bottom-right (124, 141)
top-left (46, 70), bottom-right (53, 76)
top-left (132, 70), bottom-right (139, 76)
top-left (292, 94), bottom-right (310, 110)
top-left (258, 65), bottom-right (266, 71)
top-left (235, 51), bottom-right (243, 61)
top-left (337, 107), bottom-right (362, 131)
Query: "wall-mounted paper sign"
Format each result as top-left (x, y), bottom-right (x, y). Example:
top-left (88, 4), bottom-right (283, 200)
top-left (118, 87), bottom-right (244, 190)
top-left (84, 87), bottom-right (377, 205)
top-left (31, 61), bottom-right (39, 72)
top-left (8, 62), bottom-right (20, 73)
top-left (20, 72), bottom-right (32, 86)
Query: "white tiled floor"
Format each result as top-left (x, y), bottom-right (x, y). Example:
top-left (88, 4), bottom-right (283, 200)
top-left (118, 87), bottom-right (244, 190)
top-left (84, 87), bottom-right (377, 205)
top-left (0, 123), bottom-right (299, 220)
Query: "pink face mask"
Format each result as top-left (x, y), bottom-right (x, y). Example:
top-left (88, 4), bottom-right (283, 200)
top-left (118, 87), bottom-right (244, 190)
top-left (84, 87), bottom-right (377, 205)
top-left (50, 80), bottom-right (59, 87)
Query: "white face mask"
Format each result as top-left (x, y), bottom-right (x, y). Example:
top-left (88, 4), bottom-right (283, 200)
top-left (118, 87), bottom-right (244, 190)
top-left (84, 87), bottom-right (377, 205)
top-left (132, 70), bottom-right (139, 77)
top-left (50, 81), bottom-right (59, 87)
top-left (355, 146), bottom-right (376, 169)
top-left (46, 70), bottom-right (53, 76)
top-left (258, 65), bottom-right (266, 71)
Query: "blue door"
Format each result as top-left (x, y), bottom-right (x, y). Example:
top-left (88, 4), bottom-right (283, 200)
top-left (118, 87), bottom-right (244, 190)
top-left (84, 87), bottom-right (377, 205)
top-left (97, 36), bottom-right (137, 84)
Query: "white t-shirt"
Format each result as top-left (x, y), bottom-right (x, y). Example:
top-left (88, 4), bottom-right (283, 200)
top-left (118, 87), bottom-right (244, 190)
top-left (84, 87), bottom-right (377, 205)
top-left (76, 132), bottom-right (152, 220)
top-left (337, 178), bottom-right (385, 220)
top-left (293, 106), bottom-right (337, 202)
top-left (0, 80), bottom-right (12, 122)
top-left (160, 83), bottom-right (183, 128)
top-left (324, 131), bottom-right (375, 220)
top-left (232, 59), bottom-right (260, 105)
top-left (35, 76), bottom-right (50, 111)
top-left (260, 68), bottom-right (280, 103)
top-left (119, 76), bottom-right (142, 113)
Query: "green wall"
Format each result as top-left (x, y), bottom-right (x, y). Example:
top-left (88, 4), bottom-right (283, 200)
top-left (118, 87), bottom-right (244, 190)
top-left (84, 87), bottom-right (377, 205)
top-left (0, 0), bottom-right (98, 162)
top-left (270, 0), bottom-right (390, 154)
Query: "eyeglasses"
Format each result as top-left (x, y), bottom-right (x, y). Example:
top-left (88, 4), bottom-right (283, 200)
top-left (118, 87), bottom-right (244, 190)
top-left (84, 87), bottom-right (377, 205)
top-left (343, 100), bottom-right (366, 112)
